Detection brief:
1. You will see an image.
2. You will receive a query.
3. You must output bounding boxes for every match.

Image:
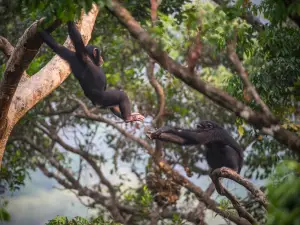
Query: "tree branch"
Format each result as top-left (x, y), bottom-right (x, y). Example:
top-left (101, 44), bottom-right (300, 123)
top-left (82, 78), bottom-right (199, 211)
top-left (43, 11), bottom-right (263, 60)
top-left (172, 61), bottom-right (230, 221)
top-left (156, 160), bottom-right (251, 225)
top-left (0, 19), bottom-right (61, 137)
top-left (72, 97), bottom-right (154, 154)
top-left (211, 167), bottom-right (268, 208)
top-left (0, 5), bottom-right (99, 166)
top-left (148, 0), bottom-right (165, 124)
top-left (0, 36), bottom-right (14, 58)
top-left (18, 135), bottom-right (126, 222)
top-left (35, 122), bottom-right (119, 206)
top-left (106, 0), bottom-right (300, 154)
top-left (215, 180), bottom-right (257, 224)
top-left (74, 99), bottom-right (251, 225)
top-left (147, 58), bottom-right (165, 124)
top-left (37, 162), bottom-right (74, 189)
top-left (227, 37), bottom-right (272, 117)
top-left (186, 27), bottom-right (202, 72)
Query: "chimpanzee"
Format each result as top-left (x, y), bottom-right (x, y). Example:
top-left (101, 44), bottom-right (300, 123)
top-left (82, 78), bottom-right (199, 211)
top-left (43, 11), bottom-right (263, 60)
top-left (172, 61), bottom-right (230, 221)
top-left (40, 21), bottom-right (144, 122)
top-left (147, 120), bottom-right (244, 173)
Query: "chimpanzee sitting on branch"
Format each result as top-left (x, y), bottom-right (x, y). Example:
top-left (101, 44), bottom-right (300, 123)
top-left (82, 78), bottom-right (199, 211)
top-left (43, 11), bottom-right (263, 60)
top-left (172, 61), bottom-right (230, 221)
top-left (147, 120), bottom-right (244, 174)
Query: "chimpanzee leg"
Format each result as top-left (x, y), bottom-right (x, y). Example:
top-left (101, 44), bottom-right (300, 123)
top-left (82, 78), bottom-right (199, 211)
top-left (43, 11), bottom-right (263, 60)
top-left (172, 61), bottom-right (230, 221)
top-left (94, 90), bottom-right (131, 120)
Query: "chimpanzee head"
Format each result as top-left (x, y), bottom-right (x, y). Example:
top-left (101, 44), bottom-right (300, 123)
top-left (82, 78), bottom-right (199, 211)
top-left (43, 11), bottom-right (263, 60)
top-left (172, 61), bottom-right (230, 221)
top-left (86, 45), bottom-right (103, 66)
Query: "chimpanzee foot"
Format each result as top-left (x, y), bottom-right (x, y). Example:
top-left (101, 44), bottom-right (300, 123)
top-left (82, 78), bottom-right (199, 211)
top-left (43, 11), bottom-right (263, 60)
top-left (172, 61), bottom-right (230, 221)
top-left (125, 113), bottom-right (145, 122)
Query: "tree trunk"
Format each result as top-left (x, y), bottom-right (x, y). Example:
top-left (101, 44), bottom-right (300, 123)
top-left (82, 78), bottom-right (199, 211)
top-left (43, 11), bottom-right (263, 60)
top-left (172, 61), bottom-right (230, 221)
top-left (0, 5), bottom-right (99, 166)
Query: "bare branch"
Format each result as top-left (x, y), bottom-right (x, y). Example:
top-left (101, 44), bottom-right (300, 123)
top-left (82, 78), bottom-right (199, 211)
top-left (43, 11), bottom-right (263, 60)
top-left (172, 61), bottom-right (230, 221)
top-left (37, 162), bottom-right (74, 189)
top-left (211, 167), bottom-right (268, 208)
top-left (147, 0), bottom-right (165, 124)
top-left (219, 182), bottom-right (257, 224)
top-left (74, 99), bottom-right (251, 225)
top-left (72, 97), bottom-right (154, 154)
top-left (35, 122), bottom-right (118, 200)
top-left (146, 131), bottom-right (186, 144)
top-left (205, 182), bottom-right (215, 196)
top-left (210, 170), bottom-right (257, 224)
top-left (227, 37), bottom-right (272, 116)
top-left (146, 59), bottom-right (166, 124)
top-left (186, 27), bottom-right (202, 72)
top-left (107, 0), bottom-right (300, 153)
top-left (19, 132), bottom-right (127, 222)
top-left (156, 160), bottom-right (251, 225)
top-left (194, 182), bottom-right (215, 225)
top-left (0, 36), bottom-right (14, 58)
top-left (40, 103), bottom-right (80, 116)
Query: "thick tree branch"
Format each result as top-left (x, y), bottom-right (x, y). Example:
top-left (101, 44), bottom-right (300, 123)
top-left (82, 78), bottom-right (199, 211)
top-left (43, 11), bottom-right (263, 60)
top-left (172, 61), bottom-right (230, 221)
top-left (0, 36), bottom-right (14, 58)
top-left (0, 5), bottom-right (99, 166)
top-left (0, 19), bottom-right (61, 137)
top-left (106, 0), bottom-right (300, 154)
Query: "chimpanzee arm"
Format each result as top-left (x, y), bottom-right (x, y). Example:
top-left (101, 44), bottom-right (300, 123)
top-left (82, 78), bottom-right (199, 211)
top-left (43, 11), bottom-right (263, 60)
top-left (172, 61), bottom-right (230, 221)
top-left (40, 31), bottom-right (73, 60)
top-left (149, 127), bottom-right (208, 145)
top-left (67, 21), bottom-right (87, 59)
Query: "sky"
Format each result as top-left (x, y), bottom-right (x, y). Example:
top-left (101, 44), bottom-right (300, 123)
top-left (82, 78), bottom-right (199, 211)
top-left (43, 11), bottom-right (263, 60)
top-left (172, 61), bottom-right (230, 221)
top-left (1, 151), bottom-right (258, 225)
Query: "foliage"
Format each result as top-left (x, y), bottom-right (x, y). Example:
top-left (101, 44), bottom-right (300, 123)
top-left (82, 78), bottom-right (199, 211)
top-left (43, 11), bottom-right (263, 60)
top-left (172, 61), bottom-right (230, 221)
top-left (5, 0), bottom-right (105, 22)
top-left (46, 216), bottom-right (122, 225)
top-left (267, 161), bottom-right (300, 225)
top-left (1, 0), bottom-right (300, 224)
top-left (0, 144), bottom-right (28, 193)
top-left (0, 200), bottom-right (10, 222)
top-left (252, 0), bottom-right (300, 26)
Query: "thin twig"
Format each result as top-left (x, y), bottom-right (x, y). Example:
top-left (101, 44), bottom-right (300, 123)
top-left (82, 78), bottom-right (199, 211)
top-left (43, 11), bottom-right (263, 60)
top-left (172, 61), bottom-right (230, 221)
top-left (186, 26), bottom-right (202, 72)
top-left (227, 35), bottom-right (272, 117)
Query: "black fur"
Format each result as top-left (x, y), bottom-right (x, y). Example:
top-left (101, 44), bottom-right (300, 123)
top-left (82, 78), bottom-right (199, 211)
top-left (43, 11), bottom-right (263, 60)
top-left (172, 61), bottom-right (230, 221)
top-left (151, 120), bottom-right (244, 173)
top-left (40, 22), bottom-right (132, 121)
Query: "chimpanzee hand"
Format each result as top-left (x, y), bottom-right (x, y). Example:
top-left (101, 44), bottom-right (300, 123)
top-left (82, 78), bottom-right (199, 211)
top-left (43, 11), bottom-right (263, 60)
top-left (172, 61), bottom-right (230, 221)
top-left (151, 126), bottom-right (174, 139)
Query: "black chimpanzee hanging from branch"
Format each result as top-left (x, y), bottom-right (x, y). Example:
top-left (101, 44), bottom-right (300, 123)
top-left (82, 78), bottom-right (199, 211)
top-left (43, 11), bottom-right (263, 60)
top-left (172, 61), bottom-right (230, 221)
top-left (40, 21), bottom-right (144, 123)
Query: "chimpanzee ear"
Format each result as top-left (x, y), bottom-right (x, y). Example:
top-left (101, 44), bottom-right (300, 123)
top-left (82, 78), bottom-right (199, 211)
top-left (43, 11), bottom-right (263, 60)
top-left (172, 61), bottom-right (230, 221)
top-left (93, 48), bottom-right (99, 57)
top-left (93, 48), bottom-right (101, 65)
